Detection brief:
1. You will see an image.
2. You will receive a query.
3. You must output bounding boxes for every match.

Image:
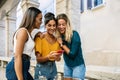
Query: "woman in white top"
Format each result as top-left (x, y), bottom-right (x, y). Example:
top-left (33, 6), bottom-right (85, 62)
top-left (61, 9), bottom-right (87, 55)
top-left (6, 7), bottom-right (42, 80)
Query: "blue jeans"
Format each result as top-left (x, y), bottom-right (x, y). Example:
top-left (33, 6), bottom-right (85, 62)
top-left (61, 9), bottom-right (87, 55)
top-left (34, 61), bottom-right (57, 80)
top-left (64, 63), bottom-right (86, 80)
top-left (6, 54), bottom-right (33, 80)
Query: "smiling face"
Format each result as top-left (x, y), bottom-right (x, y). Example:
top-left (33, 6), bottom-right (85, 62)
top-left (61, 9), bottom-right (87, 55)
top-left (46, 20), bottom-right (56, 35)
top-left (57, 19), bottom-right (67, 34)
top-left (35, 13), bottom-right (42, 29)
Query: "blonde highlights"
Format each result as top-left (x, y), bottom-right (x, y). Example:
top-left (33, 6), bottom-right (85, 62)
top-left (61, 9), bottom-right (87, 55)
top-left (56, 13), bottom-right (73, 42)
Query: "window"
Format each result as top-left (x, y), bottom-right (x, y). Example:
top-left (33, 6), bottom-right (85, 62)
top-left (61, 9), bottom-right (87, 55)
top-left (80, 0), bottom-right (84, 13)
top-left (87, 0), bottom-right (105, 10)
top-left (94, 0), bottom-right (103, 7)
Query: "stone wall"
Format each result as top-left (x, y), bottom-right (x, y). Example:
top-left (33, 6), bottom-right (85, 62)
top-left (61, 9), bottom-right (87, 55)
top-left (56, 0), bottom-right (81, 33)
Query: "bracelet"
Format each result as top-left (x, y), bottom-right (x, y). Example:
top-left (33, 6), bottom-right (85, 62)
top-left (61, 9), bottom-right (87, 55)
top-left (60, 44), bottom-right (63, 47)
top-left (60, 42), bottom-right (65, 47)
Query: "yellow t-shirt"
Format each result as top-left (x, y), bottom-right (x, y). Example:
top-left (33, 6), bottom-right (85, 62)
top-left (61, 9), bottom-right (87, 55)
top-left (35, 36), bottom-right (61, 60)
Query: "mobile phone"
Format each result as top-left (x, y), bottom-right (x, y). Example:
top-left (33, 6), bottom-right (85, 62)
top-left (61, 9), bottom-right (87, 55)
top-left (57, 50), bottom-right (64, 55)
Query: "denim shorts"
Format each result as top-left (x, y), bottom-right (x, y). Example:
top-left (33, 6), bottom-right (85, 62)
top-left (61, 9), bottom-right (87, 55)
top-left (5, 54), bottom-right (33, 80)
top-left (34, 61), bottom-right (57, 80)
top-left (64, 63), bottom-right (86, 80)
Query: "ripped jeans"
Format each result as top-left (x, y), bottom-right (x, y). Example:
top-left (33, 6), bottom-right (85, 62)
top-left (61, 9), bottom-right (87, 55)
top-left (34, 61), bottom-right (57, 80)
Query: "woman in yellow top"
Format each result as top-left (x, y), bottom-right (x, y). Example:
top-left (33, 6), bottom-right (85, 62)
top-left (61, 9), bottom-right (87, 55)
top-left (34, 12), bottom-right (62, 80)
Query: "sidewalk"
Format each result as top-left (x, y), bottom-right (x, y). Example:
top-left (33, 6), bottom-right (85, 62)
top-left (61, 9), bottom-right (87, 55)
top-left (0, 67), bottom-right (6, 80)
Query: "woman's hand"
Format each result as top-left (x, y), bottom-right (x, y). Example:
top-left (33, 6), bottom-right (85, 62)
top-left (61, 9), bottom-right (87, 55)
top-left (57, 37), bottom-right (63, 45)
top-left (47, 51), bottom-right (61, 61)
top-left (55, 56), bottom-right (61, 61)
top-left (35, 32), bottom-right (45, 39)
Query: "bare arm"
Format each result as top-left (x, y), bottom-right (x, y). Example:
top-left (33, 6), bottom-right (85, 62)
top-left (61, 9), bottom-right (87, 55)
top-left (36, 52), bottom-right (49, 63)
top-left (57, 31), bottom-right (81, 59)
top-left (36, 51), bottom-right (59, 63)
top-left (14, 29), bottom-right (28, 80)
top-left (57, 38), bottom-right (70, 54)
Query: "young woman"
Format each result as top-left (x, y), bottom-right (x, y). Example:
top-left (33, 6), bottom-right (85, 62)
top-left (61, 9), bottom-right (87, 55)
top-left (5, 7), bottom-right (42, 80)
top-left (34, 12), bottom-right (62, 80)
top-left (56, 13), bottom-right (86, 80)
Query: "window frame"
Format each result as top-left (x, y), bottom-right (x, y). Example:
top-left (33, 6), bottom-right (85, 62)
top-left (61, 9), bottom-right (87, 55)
top-left (80, 0), bottom-right (84, 13)
top-left (87, 0), bottom-right (106, 10)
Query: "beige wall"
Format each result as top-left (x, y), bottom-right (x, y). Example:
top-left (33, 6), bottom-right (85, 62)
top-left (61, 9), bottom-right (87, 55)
top-left (80, 0), bottom-right (120, 66)
top-left (56, 0), bottom-right (81, 33)
top-left (56, 0), bottom-right (68, 14)
top-left (0, 0), bottom-right (39, 56)
top-left (0, 0), bottom-right (18, 56)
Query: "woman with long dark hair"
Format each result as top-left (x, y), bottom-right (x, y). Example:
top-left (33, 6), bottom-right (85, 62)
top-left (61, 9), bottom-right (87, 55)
top-left (6, 7), bottom-right (42, 80)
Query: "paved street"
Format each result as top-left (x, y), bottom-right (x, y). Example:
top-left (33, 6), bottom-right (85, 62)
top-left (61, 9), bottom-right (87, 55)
top-left (0, 67), bottom-right (6, 80)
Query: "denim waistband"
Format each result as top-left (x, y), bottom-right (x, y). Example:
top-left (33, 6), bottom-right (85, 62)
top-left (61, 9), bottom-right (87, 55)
top-left (12, 54), bottom-right (31, 61)
top-left (22, 54), bottom-right (31, 60)
top-left (37, 61), bottom-right (55, 65)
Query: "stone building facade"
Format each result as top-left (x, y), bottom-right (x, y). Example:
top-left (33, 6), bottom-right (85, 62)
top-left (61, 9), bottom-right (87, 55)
top-left (0, 0), bottom-right (120, 79)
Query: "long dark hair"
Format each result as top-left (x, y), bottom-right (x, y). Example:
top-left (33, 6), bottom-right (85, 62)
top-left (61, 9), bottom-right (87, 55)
top-left (19, 7), bottom-right (42, 31)
top-left (13, 7), bottom-right (42, 44)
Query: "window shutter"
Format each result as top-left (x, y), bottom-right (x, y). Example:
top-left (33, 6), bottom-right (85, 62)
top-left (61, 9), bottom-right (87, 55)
top-left (87, 0), bottom-right (92, 9)
top-left (80, 0), bottom-right (84, 13)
